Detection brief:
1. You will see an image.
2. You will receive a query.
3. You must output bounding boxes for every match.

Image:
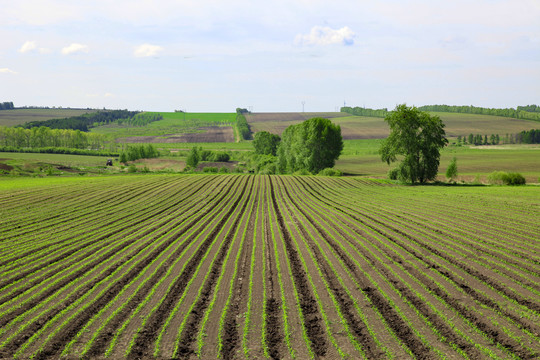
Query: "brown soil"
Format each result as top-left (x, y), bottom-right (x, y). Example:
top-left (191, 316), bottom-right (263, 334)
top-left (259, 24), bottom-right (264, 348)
top-left (2, 175), bottom-right (539, 360)
top-left (196, 161), bottom-right (238, 171)
top-left (121, 126), bottom-right (234, 143)
top-left (245, 112), bottom-right (349, 123)
top-left (268, 177), bottom-right (328, 357)
top-left (0, 163), bottom-right (13, 171)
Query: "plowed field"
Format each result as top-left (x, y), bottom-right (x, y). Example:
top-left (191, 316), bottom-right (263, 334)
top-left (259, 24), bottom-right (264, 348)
top-left (0, 175), bottom-right (539, 359)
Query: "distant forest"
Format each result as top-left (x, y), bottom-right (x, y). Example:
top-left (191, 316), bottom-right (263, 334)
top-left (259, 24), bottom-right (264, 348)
top-left (19, 110), bottom-right (139, 131)
top-left (0, 102), bottom-right (15, 110)
top-left (341, 104), bottom-right (540, 122)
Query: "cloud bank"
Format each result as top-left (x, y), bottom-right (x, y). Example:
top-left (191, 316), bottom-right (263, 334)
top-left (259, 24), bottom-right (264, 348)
top-left (295, 26), bottom-right (356, 46)
top-left (134, 44), bottom-right (163, 57)
top-left (0, 68), bottom-right (18, 74)
top-left (19, 40), bottom-right (37, 53)
top-left (61, 43), bottom-right (89, 55)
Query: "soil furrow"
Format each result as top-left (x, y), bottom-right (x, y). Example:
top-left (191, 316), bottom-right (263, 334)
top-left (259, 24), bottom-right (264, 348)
top-left (0, 177), bottom-right (200, 267)
top-left (28, 176), bottom-right (241, 360)
top-left (268, 176), bottom-right (327, 358)
top-left (172, 177), bottom-right (253, 359)
top-left (0, 177), bottom-right (211, 308)
top-left (281, 177), bottom-right (422, 359)
top-left (263, 200), bottom-right (284, 360)
top-left (124, 176), bottom-right (249, 359)
top-left (221, 194), bottom-right (255, 360)
top-left (296, 178), bottom-right (539, 359)
top-left (0, 176), bottom-right (234, 358)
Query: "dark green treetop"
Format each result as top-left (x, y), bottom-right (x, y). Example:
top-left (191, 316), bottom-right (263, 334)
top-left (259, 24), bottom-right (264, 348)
top-left (253, 131), bottom-right (281, 156)
top-left (278, 117), bottom-right (343, 174)
top-left (380, 104), bottom-right (448, 184)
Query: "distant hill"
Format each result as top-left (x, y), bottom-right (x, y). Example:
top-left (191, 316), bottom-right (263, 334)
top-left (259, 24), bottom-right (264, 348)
top-left (0, 108), bottom-right (97, 127)
top-left (246, 111), bottom-right (539, 139)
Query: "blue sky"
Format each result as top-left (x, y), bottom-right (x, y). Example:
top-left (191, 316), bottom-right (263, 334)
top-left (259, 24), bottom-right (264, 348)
top-left (1, 0), bottom-right (539, 112)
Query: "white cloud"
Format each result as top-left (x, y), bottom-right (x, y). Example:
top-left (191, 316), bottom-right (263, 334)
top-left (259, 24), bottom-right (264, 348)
top-left (19, 40), bottom-right (37, 53)
top-left (295, 26), bottom-right (356, 46)
top-left (61, 43), bottom-right (89, 55)
top-left (0, 68), bottom-right (18, 74)
top-left (19, 40), bottom-right (51, 54)
top-left (134, 44), bottom-right (163, 57)
top-left (104, 92), bottom-right (114, 97)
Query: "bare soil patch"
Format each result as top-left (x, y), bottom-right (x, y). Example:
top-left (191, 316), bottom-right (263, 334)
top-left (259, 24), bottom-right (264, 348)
top-left (120, 126), bottom-right (234, 143)
top-left (0, 163), bottom-right (13, 171)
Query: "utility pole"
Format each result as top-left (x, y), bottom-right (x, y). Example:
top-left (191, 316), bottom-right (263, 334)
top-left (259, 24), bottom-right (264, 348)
top-left (302, 101), bottom-right (305, 112)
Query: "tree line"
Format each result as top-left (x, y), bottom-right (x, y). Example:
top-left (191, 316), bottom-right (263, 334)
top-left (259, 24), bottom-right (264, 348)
top-left (417, 104), bottom-right (540, 122)
top-left (516, 129), bottom-right (540, 144)
top-left (185, 147), bottom-right (231, 168)
top-left (20, 110), bottom-right (139, 131)
top-left (0, 102), bottom-right (15, 110)
top-left (236, 108), bottom-right (251, 140)
top-left (0, 126), bottom-right (110, 150)
top-left (119, 144), bottom-right (159, 163)
top-left (457, 130), bottom-right (540, 145)
top-left (340, 106), bottom-right (388, 118)
top-left (342, 104), bottom-right (540, 122)
top-left (517, 105), bottom-right (540, 113)
top-left (116, 113), bottom-right (163, 126)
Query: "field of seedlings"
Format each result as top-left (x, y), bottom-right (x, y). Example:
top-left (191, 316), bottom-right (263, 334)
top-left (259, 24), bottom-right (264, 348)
top-left (0, 174), bottom-right (539, 359)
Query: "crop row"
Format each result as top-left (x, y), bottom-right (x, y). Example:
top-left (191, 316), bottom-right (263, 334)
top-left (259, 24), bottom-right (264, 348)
top-left (0, 174), bottom-right (538, 359)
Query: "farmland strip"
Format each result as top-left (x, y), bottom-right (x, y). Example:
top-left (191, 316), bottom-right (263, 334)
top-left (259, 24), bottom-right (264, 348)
top-left (268, 176), bottom-right (328, 357)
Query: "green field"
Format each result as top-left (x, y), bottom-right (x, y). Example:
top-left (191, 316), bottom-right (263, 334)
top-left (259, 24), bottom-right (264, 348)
top-left (0, 174), bottom-right (538, 359)
top-left (246, 112), bottom-right (539, 140)
top-left (336, 140), bottom-right (540, 182)
top-left (0, 109), bottom-right (96, 127)
top-left (92, 112), bottom-right (236, 138)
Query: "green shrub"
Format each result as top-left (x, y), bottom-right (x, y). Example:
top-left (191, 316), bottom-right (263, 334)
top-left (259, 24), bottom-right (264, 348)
top-left (186, 147), bottom-right (200, 167)
top-left (445, 157), bottom-right (458, 181)
top-left (293, 169), bottom-right (312, 176)
top-left (200, 150), bottom-right (214, 161)
top-left (212, 152), bottom-right (230, 162)
top-left (317, 168), bottom-right (342, 176)
top-left (488, 171), bottom-right (526, 185)
top-left (487, 171), bottom-right (506, 185)
top-left (128, 164), bottom-right (137, 173)
top-left (503, 172), bottom-right (526, 185)
top-left (203, 166), bottom-right (218, 173)
top-left (388, 168), bottom-right (399, 180)
top-left (218, 166), bottom-right (229, 173)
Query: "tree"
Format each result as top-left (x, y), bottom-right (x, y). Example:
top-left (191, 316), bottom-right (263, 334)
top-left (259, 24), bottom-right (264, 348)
top-left (253, 131), bottom-right (281, 156)
top-left (380, 104), bottom-right (448, 184)
top-left (277, 117), bottom-right (343, 174)
top-left (186, 146), bottom-right (200, 168)
top-left (446, 157), bottom-right (458, 182)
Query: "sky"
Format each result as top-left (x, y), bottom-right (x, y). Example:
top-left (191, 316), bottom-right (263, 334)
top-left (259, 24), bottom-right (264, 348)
top-left (1, 0), bottom-right (539, 112)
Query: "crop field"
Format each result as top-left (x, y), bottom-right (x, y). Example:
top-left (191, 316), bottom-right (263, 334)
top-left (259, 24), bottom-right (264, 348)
top-left (0, 109), bottom-right (95, 127)
top-left (92, 112), bottom-right (236, 143)
top-left (0, 175), bottom-right (539, 359)
top-left (336, 140), bottom-right (540, 182)
top-left (245, 112), bottom-right (539, 140)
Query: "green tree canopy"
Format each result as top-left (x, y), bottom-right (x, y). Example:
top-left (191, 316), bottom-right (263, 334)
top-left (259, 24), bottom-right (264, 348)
top-left (186, 146), bottom-right (200, 168)
top-left (446, 157), bottom-right (458, 182)
top-left (380, 104), bottom-right (448, 184)
top-left (253, 131), bottom-right (281, 156)
top-left (277, 117), bottom-right (343, 174)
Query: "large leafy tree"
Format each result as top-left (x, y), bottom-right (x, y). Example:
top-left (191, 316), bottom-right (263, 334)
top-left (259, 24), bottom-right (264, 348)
top-left (253, 131), bottom-right (281, 156)
top-left (277, 117), bottom-right (343, 174)
top-left (380, 104), bottom-right (448, 183)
